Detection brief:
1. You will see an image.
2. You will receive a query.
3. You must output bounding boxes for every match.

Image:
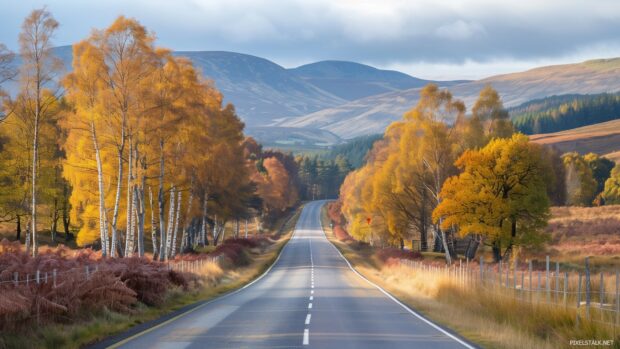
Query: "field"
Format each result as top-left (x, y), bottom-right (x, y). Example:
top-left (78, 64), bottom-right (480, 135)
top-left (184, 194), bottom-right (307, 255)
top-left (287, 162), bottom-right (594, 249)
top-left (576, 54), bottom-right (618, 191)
top-left (530, 119), bottom-right (620, 162)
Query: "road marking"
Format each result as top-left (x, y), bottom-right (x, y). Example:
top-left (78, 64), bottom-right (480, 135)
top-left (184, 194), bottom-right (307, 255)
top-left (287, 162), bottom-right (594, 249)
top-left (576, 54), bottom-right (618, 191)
top-left (311, 284), bottom-right (314, 289)
top-left (303, 329), bottom-right (309, 345)
top-left (308, 303), bottom-right (312, 309)
top-left (309, 296), bottom-right (313, 301)
top-left (305, 314), bottom-right (311, 325)
top-left (311, 290), bottom-right (314, 294)
top-left (319, 202), bottom-right (477, 349)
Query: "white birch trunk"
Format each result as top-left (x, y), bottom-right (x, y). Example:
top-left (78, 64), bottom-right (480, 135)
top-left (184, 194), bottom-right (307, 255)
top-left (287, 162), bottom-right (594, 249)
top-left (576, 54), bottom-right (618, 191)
top-left (199, 196), bottom-right (208, 247)
top-left (245, 219), bottom-right (248, 238)
top-left (149, 186), bottom-right (158, 259)
top-left (164, 186), bottom-right (175, 260)
top-left (124, 140), bottom-right (133, 257)
top-left (110, 144), bottom-right (124, 258)
top-left (91, 121), bottom-right (108, 257)
top-left (180, 189), bottom-right (193, 252)
top-left (170, 191), bottom-right (182, 258)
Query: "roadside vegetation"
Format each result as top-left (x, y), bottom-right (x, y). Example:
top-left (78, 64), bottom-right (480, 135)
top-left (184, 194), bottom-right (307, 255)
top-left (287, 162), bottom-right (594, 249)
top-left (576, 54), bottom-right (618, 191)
top-left (322, 204), bottom-right (619, 349)
top-left (328, 82), bottom-right (620, 347)
top-left (0, 206), bottom-right (300, 349)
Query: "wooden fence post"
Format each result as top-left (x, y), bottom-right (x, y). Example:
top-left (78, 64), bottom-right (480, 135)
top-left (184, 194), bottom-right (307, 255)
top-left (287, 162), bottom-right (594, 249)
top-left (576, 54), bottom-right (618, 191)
top-left (555, 262), bottom-right (560, 304)
top-left (480, 256), bottom-right (484, 284)
top-left (546, 256), bottom-right (550, 303)
top-left (53, 269), bottom-right (57, 288)
top-left (36, 270), bottom-right (40, 284)
top-left (600, 273), bottom-right (605, 314)
top-left (13, 272), bottom-right (18, 286)
top-left (616, 270), bottom-right (619, 326)
top-left (577, 273), bottom-right (582, 327)
top-left (564, 272), bottom-right (568, 309)
top-left (585, 257), bottom-right (591, 320)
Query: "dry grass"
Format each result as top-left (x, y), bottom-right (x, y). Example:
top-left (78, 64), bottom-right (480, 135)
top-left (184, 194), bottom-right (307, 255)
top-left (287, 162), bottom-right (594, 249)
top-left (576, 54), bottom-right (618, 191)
top-left (320, 204), bottom-right (620, 349)
top-left (533, 206), bottom-right (620, 272)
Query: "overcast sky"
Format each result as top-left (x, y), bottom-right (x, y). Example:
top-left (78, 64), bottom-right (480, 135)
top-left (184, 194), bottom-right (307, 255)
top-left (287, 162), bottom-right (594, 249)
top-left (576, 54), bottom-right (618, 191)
top-left (1, 0), bottom-right (619, 80)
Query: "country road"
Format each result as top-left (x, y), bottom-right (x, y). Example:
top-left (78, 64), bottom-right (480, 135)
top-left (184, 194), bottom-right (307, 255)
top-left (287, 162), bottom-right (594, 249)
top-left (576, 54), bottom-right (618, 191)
top-left (109, 201), bottom-right (474, 349)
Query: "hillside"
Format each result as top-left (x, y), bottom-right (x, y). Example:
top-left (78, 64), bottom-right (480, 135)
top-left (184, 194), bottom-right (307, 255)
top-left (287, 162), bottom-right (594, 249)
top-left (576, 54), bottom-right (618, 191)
top-left (290, 61), bottom-right (439, 101)
top-left (176, 51), bottom-right (345, 126)
top-left (280, 58), bottom-right (620, 138)
top-left (510, 92), bottom-right (620, 134)
top-left (529, 119), bottom-right (620, 162)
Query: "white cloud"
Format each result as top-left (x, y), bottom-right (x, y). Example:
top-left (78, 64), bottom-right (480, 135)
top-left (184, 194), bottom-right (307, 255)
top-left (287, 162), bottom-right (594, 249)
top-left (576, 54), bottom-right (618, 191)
top-left (435, 20), bottom-right (486, 40)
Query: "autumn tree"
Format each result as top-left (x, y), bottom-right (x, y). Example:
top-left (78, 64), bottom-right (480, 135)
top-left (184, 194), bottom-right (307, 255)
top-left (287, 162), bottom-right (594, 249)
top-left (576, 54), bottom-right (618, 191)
top-left (563, 152), bottom-right (597, 206)
top-left (13, 9), bottom-right (62, 256)
top-left (583, 153), bottom-right (614, 201)
top-left (433, 134), bottom-right (550, 262)
top-left (603, 164), bottom-right (620, 204)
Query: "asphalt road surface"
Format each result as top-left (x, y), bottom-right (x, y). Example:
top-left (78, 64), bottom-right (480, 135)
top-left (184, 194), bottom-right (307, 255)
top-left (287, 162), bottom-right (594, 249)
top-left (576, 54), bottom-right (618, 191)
top-left (110, 201), bottom-right (474, 349)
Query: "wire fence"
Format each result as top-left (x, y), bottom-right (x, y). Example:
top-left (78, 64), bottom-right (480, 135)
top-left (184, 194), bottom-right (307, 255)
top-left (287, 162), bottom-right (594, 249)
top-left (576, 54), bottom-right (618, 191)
top-left (398, 256), bottom-right (620, 329)
top-left (0, 255), bottom-right (222, 288)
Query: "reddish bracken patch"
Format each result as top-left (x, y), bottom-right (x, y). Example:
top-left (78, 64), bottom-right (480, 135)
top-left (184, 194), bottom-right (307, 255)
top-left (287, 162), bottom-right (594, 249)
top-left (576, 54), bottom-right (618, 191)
top-left (0, 239), bottom-right (194, 331)
top-left (375, 247), bottom-right (422, 266)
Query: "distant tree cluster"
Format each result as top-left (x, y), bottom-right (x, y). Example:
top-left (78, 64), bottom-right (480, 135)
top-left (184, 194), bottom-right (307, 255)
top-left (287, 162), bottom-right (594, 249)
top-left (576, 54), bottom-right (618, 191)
top-left (511, 93), bottom-right (620, 134)
top-left (296, 155), bottom-right (352, 201)
top-left (322, 134), bottom-right (382, 169)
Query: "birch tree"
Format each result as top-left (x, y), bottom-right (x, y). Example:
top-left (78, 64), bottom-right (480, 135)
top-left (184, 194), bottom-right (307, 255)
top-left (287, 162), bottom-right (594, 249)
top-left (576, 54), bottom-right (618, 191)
top-left (17, 9), bottom-right (61, 256)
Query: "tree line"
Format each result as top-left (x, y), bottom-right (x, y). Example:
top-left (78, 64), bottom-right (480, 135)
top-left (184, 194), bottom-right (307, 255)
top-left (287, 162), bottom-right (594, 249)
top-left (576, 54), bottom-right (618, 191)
top-left (337, 84), bottom-right (620, 264)
top-left (0, 9), bottom-right (301, 259)
top-left (511, 92), bottom-right (620, 134)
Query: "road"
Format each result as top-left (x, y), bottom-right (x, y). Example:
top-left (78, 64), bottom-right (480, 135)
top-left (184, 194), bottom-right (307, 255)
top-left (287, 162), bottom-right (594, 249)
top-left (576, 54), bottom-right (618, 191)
top-left (110, 201), bottom-right (474, 349)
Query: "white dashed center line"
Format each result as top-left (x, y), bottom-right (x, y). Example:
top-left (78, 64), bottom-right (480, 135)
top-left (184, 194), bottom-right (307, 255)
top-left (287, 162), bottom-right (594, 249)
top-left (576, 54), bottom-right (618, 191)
top-left (305, 314), bottom-right (311, 325)
top-left (308, 303), bottom-right (313, 309)
top-left (303, 329), bottom-right (309, 345)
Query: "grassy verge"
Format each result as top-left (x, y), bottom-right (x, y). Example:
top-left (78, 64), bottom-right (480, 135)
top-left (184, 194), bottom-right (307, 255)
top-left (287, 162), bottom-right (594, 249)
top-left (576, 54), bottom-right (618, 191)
top-left (319, 203), bottom-right (619, 349)
top-left (0, 206), bottom-right (302, 349)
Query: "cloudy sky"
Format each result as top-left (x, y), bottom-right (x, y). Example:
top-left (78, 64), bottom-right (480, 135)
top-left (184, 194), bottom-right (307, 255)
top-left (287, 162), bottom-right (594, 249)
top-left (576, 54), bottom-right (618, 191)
top-left (1, 0), bottom-right (620, 80)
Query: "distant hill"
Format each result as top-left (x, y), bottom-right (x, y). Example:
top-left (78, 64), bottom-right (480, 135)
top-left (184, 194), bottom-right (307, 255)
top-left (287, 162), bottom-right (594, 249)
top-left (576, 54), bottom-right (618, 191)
top-left (289, 61), bottom-right (463, 101)
top-left (280, 58), bottom-right (620, 139)
top-left (530, 119), bottom-right (620, 162)
top-left (175, 51), bottom-right (345, 126)
top-left (510, 93), bottom-right (620, 134)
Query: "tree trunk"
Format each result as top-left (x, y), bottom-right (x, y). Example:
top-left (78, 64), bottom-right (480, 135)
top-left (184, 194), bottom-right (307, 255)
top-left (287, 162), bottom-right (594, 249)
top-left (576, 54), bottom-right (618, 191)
top-left (170, 191), bottom-right (182, 259)
top-left (235, 219), bottom-right (240, 238)
top-left (31, 104), bottom-right (39, 257)
top-left (164, 186), bottom-right (176, 260)
top-left (110, 136), bottom-right (125, 258)
top-left (50, 198), bottom-right (58, 243)
top-left (399, 238), bottom-right (405, 250)
top-left (492, 239), bottom-right (502, 263)
top-left (15, 215), bottom-right (21, 241)
top-left (420, 189), bottom-right (428, 252)
top-left (125, 140), bottom-right (133, 257)
top-left (180, 189), bottom-right (193, 253)
top-left (464, 235), bottom-right (480, 260)
top-left (437, 224), bottom-right (452, 265)
top-left (134, 186), bottom-right (146, 257)
top-left (158, 140), bottom-right (166, 261)
top-left (245, 219), bottom-right (248, 239)
top-left (62, 207), bottom-right (70, 241)
top-left (91, 122), bottom-right (108, 257)
top-left (149, 186), bottom-right (158, 259)
top-left (199, 196), bottom-right (208, 247)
